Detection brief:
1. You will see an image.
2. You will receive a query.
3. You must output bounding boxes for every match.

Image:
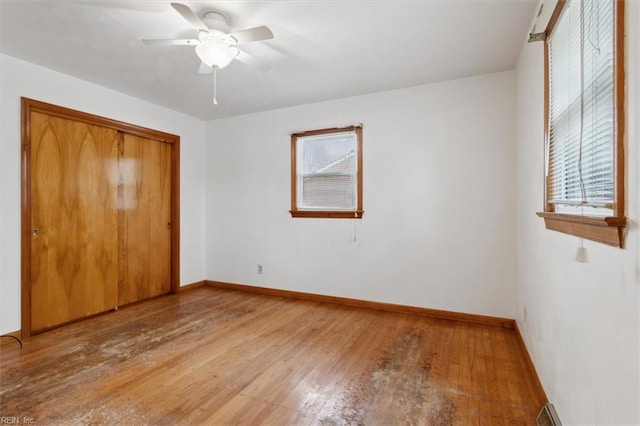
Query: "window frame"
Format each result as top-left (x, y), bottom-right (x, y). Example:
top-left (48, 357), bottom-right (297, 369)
top-left (290, 125), bottom-right (363, 219)
top-left (536, 0), bottom-right (626, 248)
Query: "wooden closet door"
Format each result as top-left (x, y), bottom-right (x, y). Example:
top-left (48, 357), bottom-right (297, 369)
top-left (30, 112), bottom-right (119, 332)
top-left (118, 134), bottom-right (172, 306)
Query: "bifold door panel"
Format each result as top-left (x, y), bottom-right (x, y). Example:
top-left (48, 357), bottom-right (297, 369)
top-left (118, 134), bottom-right (172, 306)
top-left (30, 112), bottom-right (120, 332)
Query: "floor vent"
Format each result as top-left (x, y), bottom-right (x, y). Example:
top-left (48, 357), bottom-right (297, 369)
top-left (537, 403), bottom-right (562, 426)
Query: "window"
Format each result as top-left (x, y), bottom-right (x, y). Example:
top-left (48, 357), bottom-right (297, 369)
top-left (537, 0), bottom-right (626, 247)
top-left (290, 126), bottom-right (363, 218)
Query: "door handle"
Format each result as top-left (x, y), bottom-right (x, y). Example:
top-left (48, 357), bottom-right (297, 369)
top-left (32, 228), bottom-right (39, 239)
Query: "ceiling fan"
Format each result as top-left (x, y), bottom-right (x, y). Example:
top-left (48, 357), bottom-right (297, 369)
top-left (142, 2), bottom-right (274, 104)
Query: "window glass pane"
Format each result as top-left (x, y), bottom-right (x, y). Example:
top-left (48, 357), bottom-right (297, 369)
top-left (297, 131), bottom-right (357, 210)
top-left (547, 0), bottom-right (615, 208)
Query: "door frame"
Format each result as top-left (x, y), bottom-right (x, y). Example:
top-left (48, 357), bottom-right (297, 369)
top-left (21, 98), bottom-right (180, 337)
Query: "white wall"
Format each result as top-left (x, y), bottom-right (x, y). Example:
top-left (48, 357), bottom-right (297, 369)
top-left (0, 54), bottom-right (208, 335)
top-left (515, 2), bottom-right (640, 424)
top-left (206, 71), bottom-right (517, 319)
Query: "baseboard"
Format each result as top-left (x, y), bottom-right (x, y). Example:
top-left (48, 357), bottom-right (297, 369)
top-left (514, 321), bottom-right (549, 404)
top-left (0, 330), bottom-right (22, 347)
top-left (205, 280), bottom-right (515, 329)
top-left (178, 280), bottom-right (207, 292)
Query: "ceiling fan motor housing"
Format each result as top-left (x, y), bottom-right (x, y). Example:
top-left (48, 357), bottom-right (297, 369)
top-left (203, 11), bottom-right (230, 34)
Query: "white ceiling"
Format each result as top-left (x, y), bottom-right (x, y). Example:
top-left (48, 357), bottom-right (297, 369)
top-left (0, 0), bottom-right (537, 120)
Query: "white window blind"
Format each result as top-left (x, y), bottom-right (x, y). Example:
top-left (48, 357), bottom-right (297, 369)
top-left (296, 131), bottom-right (357, 210)
top-left (547, 0), bottom-right (615, 215)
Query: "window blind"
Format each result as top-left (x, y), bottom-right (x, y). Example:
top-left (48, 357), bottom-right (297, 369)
top-left (296, 131), bottom-right (357, 210)
top-left (547, 0), bottom-right (615, 212)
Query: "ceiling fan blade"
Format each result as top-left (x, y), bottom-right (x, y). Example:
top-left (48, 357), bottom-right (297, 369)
top-left (229, 26), bottom-right (274, 44)
top-left (170, 3), bottom-right (210, 33)
top-left (236, 50), bottom-right (270, 73)
top-left (142, 39), bottom-right (200, 46)
top-left (198, 62), bottom-right (213, 74)
top-left (78, 2), bottom-right (167, 13)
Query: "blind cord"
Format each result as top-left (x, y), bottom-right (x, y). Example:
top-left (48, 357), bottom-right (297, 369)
top-left (213, 67), bottom-right (218, 106)
top-left (353, 219), bottom-right (357, 243)
top-left (587, 0), bottom-right (601, 55)
top-left (576, 0), bottom-right (596, 263)
top-left (576, 237), bottom-right (588, 263)
top-left (589, 0), bottom-right (600, 205)
top-left (578, 0), bottom-right (587, 207)
top-left (578, 0), bottom-right (602, 210)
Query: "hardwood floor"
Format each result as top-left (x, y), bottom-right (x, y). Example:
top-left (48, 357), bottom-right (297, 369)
top-left (0, 287), bottom-right (544, 425)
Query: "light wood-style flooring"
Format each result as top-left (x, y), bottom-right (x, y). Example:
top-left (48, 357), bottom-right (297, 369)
top-left (0, 287), bottom-right (544, 424)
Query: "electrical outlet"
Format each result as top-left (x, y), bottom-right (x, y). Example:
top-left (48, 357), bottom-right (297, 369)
top-left (523, 306), bottom-right (528, 323)
top-left (257, 264), bottom-right (263, 274)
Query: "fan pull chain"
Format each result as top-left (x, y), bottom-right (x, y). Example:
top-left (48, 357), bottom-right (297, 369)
top-left (213, 66), bottom-right (218, 105)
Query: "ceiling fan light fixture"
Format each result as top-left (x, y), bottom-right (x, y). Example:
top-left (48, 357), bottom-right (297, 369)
top-left (195, 40), bottom-right (238, 69)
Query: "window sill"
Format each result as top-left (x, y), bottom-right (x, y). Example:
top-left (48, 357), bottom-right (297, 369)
top-left (290, 210), bottom-right (364, 219)
top-left (536, 212), bottom-right (626, 248)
